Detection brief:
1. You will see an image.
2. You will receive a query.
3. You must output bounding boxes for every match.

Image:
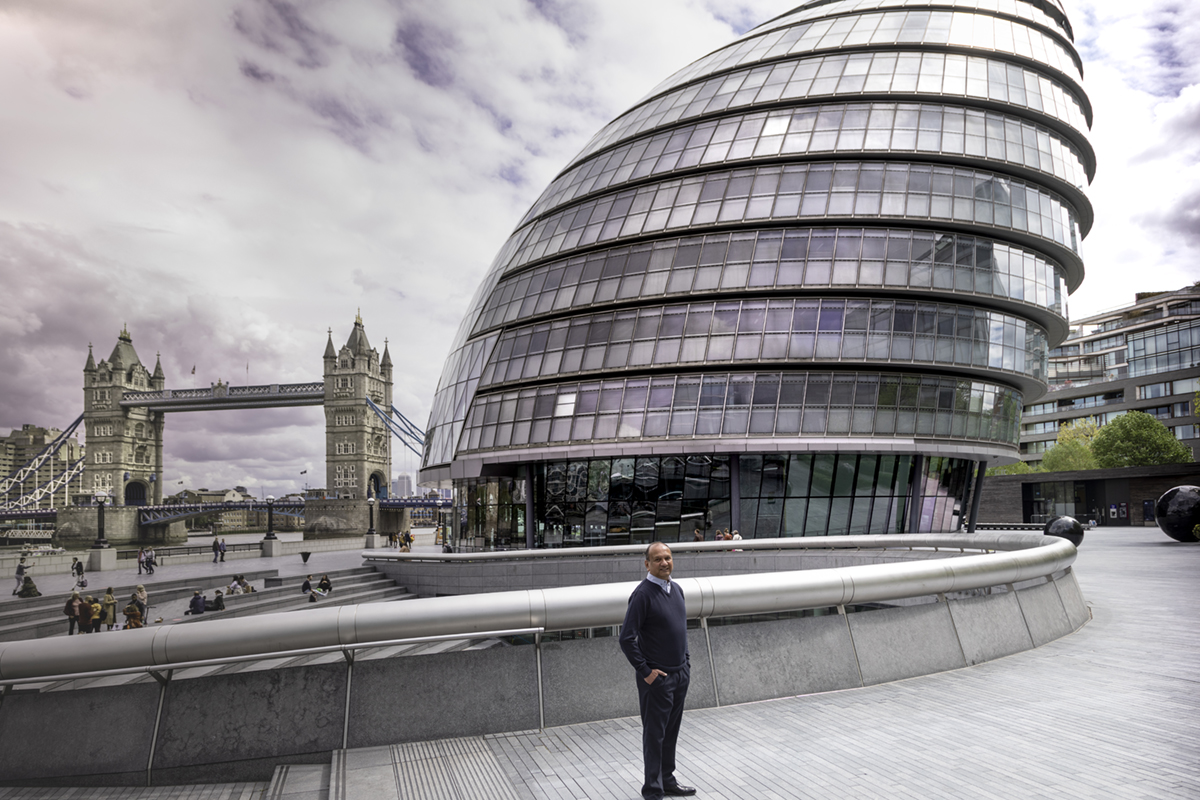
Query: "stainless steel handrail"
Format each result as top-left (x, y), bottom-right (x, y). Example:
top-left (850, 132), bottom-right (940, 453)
top-left (364, 533), bottom-right (1008, 562)
top-left (0, 533), bottom-right (1075, 682)
top-left (0, 627), bottom-right (543, 688)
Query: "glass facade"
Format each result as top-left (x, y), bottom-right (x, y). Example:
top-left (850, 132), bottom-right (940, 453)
top-left (458, 453), bottom-right (979, 548)
top-left (523, 102), bottom-right (1089, 225)
top-left (422, 0), bottom-right (1092, 549)
top-left (1128, 318), bottom-right (1200, 378)
top-left (473, 229), bottom-right (1067, 337)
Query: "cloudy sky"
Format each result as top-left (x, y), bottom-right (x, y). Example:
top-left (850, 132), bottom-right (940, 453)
top-left (1, 0), bottom-right (1197, 498)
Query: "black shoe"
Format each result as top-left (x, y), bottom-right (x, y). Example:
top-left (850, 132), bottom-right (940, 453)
top-left (664, 785), bottom-right (696, 797)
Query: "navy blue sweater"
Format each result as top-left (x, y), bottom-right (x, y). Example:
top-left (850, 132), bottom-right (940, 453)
top-left (620, 579), bottom-right (689, 680)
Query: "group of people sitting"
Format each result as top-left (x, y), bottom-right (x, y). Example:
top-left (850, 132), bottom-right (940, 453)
top-left (63, 586), bottom-right (149, 633)
top-left (226, 575), bottom-right (256, 595)
top-left (300, 574), bottom-right (333, 601)
top-left (185, 588), bottom-right (227, 615)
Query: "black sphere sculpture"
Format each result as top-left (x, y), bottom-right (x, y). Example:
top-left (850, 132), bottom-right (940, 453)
top-left (1154, 486), bottom-right (1200, 543)
top-left (1044, 516), bottom-right (1085, 547)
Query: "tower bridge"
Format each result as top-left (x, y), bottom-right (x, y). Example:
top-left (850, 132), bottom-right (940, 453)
top-left (80, 316), bottom-right (396, 508)
top-left (0, 316), bottom-right (430, 546)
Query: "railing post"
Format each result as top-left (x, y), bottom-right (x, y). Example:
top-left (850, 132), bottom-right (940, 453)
top-left (534, 632), bottom-right (545, 730)
top-left (146, 668), bottom-right (172, 786)
top-left (342, 650), bottom-right (355, 749)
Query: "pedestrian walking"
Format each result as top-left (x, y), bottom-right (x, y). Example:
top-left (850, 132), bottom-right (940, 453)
top-left (101, 588), bottom-right (117, 631)
top-left (211, 538), bottom-right (220, 563)
top-left (137, 547), bottom-right (146, 575)
top-left (63, 591), bottom-right (83, 635)
top-left (219, 538), bottom-right (227, 562)
top-left (71, 557), bottom-right (87, 588)
top-left (144, 548), bottom-right (156, 574)
top-left (619, 543), bottom-right (696, 800)
top-left (13, 558), bottom-right (27, 595)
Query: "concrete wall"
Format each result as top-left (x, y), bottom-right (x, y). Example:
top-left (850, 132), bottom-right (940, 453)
top-left (54, 506), bottom-right (141, 547)
top-left (0, 566), bottom-right (1088, 787)
top-left (370, 548), bottom-right (952, 597)
top-left (977, 463), bottom-right (1200, 526)
top-left (304, 499), bottom-right (408, 538)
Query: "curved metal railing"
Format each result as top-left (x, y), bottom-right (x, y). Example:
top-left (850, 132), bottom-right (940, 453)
top-left (0, 533), bottom-right (1075, 682)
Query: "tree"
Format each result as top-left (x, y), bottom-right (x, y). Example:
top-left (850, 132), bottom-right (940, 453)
top-left (1091, 411), bottom-right (1193, 468)
top-left (1057, 416), bottom-right (1099, 449)
top-left (1041, 439), bottom-right (1096, 472)
top-left (1041, 417), bottom-right (1098, 472)
top-left (986, 460), bottom-right (1040, 476)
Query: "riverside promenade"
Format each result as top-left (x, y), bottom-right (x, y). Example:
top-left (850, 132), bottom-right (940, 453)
top-left (0, 526), bottom-right (1196, 799)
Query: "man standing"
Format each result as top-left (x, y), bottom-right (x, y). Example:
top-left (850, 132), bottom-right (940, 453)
top-left (219, 538), bottom-right (227, 562)
top-left (619, 542), bottom-right (697, 799)
top-left (13, 558), bottom-right (27, 595)
top-left (211, 538), bottom-right (220, 563)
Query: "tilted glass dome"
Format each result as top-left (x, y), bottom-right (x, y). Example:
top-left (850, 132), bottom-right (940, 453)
top-left (422, 0), bottom-right (1091, 549)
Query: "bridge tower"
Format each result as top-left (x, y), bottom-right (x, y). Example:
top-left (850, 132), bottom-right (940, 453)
top-left (82, 326), bottom-right (165, 506)
top-left (323, 315), bottom-right (392, 499)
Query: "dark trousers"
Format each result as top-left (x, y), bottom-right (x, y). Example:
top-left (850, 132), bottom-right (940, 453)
top-left (636, 666), bottom-right (689, 800)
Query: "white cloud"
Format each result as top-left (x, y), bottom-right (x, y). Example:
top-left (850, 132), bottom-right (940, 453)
top-left (1, 0), bottom-right (1197, 495)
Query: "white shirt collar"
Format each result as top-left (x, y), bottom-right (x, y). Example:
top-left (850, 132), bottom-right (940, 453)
top-left (646, 573), bottom-right (671, 594)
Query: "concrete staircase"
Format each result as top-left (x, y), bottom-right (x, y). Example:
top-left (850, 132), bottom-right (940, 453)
top-left (170, 567), bottom-right (416, 624)
top-left (0, 568), bottom-right (281, 642)
top-left (263, 737), bottom-right (522, 800)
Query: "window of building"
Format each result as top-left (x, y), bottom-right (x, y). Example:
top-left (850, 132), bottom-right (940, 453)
top-left (1173, 425), bottom-right (1198, 440)
top-left (1138, 381), bottom-right (1172, 400)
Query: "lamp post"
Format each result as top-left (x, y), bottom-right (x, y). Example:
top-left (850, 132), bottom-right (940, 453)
top-left (264, 495), bottom-right (276, 540)
top-left (367, 495), bottom-right (376, 537)
top-left (93, 489), bottom-right (109, 549)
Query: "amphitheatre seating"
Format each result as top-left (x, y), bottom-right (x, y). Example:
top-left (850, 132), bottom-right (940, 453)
top-left (172, 567), bottom-right (416, 624)
top-left (0, 568), bottom-right (279, 642)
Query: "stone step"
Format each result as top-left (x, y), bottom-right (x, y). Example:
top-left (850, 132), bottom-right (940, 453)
top-left (170, 584), bottom-right (416, 623)
top-left (206, 568), bottom-right (388, 608)
top-left (326, 739), bottom-right (522, 800)
top-left (265, 762), bottom-right (330, 800)
top-left (263, 566), bottom-right (376, 588)
top-left (0, 568), bottom-right (281, 642)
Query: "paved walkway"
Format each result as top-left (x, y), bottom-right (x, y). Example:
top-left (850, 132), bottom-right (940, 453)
top-left (1, 527), bottom-right (1197, 799)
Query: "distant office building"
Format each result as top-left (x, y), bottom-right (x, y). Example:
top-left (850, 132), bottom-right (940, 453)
top-left (392, 474), bottom-right (414, 498)
top-left (422, 0), bottom-right (1095, 548)
top-left (0, 424), bottom-right (85, 509)
top-left (1021, 284), bottom-right (1200, 466)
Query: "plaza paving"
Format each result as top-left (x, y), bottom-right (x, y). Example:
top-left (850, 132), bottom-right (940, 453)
top-left (0, 527), bottom-right (1196, 799)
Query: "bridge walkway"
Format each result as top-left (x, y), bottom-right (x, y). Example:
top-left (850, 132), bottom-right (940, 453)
top-left (0, 527), bottom-right (1197, 799)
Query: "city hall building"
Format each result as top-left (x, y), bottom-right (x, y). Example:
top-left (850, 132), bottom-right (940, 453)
top-left (421, 0), bottom-right (1094, 549)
